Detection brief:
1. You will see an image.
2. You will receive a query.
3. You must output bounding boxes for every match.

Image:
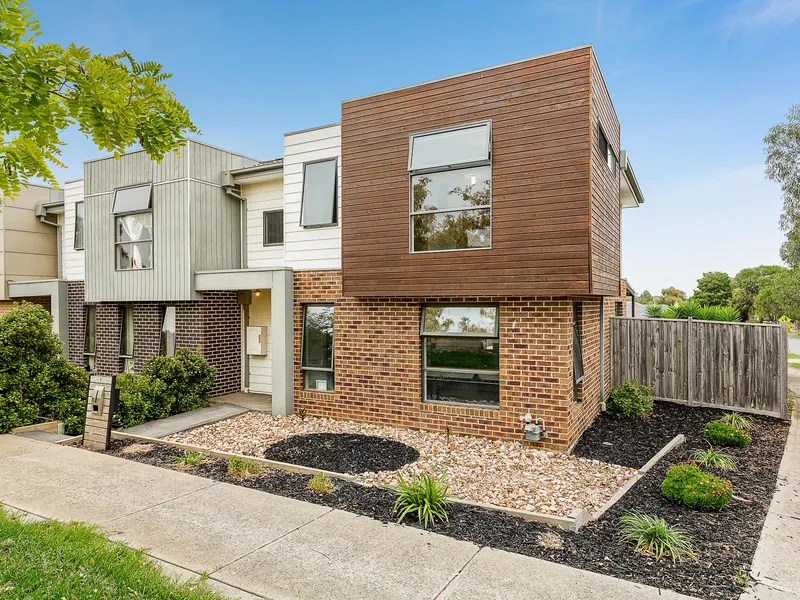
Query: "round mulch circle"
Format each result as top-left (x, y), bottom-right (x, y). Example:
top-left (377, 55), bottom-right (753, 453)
top-left (262, 432), bottom-right (420, 474)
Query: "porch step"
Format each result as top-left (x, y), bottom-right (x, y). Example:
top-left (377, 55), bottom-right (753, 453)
top-left (121, 404), bottom-right (249, 439)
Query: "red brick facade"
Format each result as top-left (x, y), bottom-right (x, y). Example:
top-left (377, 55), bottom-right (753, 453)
top-left (0, 296), bottom-right (52, 317)
top-left (293, 270), bottom-right (622, 451)
top-left (66, 282), bottom-right (241, 397)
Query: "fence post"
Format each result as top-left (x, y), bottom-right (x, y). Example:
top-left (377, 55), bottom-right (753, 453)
top-left (687, 317), bottom-right (694, 406)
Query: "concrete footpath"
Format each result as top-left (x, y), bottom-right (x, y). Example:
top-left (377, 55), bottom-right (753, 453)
top-left (742, 369), bottom-right (800, 599)
top-left (0, 435), bottom-right (694, 600)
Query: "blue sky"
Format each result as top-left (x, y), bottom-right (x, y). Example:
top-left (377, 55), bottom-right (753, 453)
top-left (32, 0), bottom-right (800, 296)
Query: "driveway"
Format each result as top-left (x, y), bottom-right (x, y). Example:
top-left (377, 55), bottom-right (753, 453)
top-left (0, 435), bottom-right (696, 600)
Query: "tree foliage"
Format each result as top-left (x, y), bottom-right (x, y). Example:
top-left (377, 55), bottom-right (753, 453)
top-left (754, 269), bottom-right (800, 322)
top-left (692, 271), bottom-right (732, 307)
top-left (638, 290), bottom-right (654, 305)
top-left (657, 287), bottom-right (687, 305)
top-left (0, 0), bottom-right (198, 200)
top-left (765, 104), bottom-right (800, 267)
top-left (0, 302), bottom-right (87, 433)
top-left (731, 265), bottom-right (786, 321)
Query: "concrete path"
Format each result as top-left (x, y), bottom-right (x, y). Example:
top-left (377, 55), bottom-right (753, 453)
top-left (122, 403), bottom-right (249, 438)
top-left (0, 435), bottom-right (695, 600)
top-left (741, 367), bottom-right (800, 599)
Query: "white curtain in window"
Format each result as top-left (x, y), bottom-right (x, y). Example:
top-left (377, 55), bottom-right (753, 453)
top-left (119, 215), bottom-right (145, 268)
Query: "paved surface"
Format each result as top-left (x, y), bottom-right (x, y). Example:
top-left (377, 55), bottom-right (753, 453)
top-left (122, 403), bottom-right (249, 438)
top-left (0, 435), bottom-right (696, 600)
top-left (741, 368), bottom-right (800, 599)
top-left (214, 391), bottom-right (272, 412)
top-left (14, 430), bottom-right (74, 443)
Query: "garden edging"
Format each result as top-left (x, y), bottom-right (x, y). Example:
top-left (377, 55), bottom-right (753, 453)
top-left (591, 433), bottom-right (685, 521)
top-left (111, 430), bottom-right (590, 531)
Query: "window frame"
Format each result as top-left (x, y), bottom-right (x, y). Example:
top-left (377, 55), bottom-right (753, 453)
top-left (263, 209), bottom-right (285, 246)
top-left (573, 302), bottom-right (585, 401)
top-left (74, 201), bottom-right (84, 250)
top-left (84, 305), bottom-right (96, 371)
top-left (598, 124), bottom-right (617, 174)
top-left (114, 209), bottom-right (154, 271)
top-left (160, 305), bottom-right (176, 356)
top-left (120, 305), bottom-right (135, 372)
top-left (112, 183), bottom-right (153, 215)
top-left (408, 121), bottom-right (492, 254)
top-left (299, 157), bottom-right (338, 229)
top-left (421, 304), bottom-right (500, 409)
top-left (300, 303), bottom-right (335, 392)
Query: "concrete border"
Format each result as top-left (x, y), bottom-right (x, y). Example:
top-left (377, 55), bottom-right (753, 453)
top-left (591, 434), bottom-right (685, 521)
top-left (111, 431), bottom-right (591, 531)
top-left (11, 421), bottom-right (63, 435)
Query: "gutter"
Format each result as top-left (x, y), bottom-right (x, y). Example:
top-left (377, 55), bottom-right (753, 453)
top-left (35, 202), bottom-right (64, 279)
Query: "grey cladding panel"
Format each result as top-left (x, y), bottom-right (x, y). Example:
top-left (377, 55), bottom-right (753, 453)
top-left (84, 146), bottom-right (188, 195)
top-left (189, 140), bottom-right (257, 184)
top-left (190, 180), bottom-right (242, 272)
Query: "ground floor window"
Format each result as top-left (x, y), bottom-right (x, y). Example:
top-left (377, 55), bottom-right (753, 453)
top-left (161, 306), bottom-right (176, 356)
top-left (120, 306), bottom-right (134, 372)
top-left (84, 305), bottom-right (96, 371)
top-left (421, 305), bottom-right (499, 407)
top-left (301, 304), bottom-right (334, 391)
top-left (573, 302), bottom-right (584, 400)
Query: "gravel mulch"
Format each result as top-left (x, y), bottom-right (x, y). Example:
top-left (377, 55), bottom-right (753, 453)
top-left (104, 402), bottom-right (789, 600)
top-left (262, 433), bottom-right (419, 474)
top-left (164, 413), bottom-right (636, 516)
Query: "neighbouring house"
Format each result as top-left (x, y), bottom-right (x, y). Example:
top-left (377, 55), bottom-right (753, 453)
top-left (1, 184), bottom-right (66, 336)
top-left (32, 44), bottom-right (644, 450)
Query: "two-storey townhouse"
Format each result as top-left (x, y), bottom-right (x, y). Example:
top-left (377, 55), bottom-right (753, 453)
top-left (32, 45), bottom-right (643, 451)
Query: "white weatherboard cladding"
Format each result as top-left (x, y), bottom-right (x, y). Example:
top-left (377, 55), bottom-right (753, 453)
top-left (62, 180), bottom-right (85, 281)
top-left (244, 178), bottom-right (285, 268)
top-left (283, 125), bottom-right (342, 270)
top-left (248, 290), bottom-right (272, 394)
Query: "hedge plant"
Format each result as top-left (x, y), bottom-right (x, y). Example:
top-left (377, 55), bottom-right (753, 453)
top-left (116, 349), bottom-right (215, 428)
top-left (0, 303), bottom-right (87, 434)
top-left (704, 422), bottom-right (751, 448)
top-left (661, 463), bottom-right (733, 511)
top-left (606, 381), bottom-right (654, 419)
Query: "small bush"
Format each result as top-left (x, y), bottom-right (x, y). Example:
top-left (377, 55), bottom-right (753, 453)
top-left (172, 451), bottom-right (206, 469)
top-left (307, 473), bottom-right (335, 494)
top-left (661, 463), bottom-right (733, 511)
top-left (228, 455), bottom-right (263, 479)
top-left (715, 411), bottom-right (754, 431)
top-left (704, 422), bottom-right (751, 447)
top-left (116, 349), bottom-right (214, 428)
top-left (688, 446), bottom-right (736, 470)
top-left (619, 513), bottom-right (697, 562)
top-left (645, 305), bottom-right (664, 318)
top-left (392, 473), bottom-right (450, 529)
top-left (606, 381), bottom-right (654, 419)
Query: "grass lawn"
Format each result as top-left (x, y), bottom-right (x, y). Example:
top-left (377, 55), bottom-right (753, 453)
top-left (0, 509), bottom-right (227, 600)
top-left (789, 353), bottom-right (800, 369)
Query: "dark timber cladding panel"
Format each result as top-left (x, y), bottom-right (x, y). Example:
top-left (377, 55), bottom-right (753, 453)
top-left (589, 51), bottom-right (621, 295)
top-left (341, 46), bottom-right (593, 297)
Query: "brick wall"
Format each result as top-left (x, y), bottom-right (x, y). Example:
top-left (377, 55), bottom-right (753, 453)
top-left (78, 291), bottom-right (241, 398)
top-left (0, 296), bottom-right (52, 318)
top-left (293, 270), bottom-right (618, 451)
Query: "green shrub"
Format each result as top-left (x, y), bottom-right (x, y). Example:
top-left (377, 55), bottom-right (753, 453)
top-left (619, 513), bottom-right (698, 562)
top-left (661, 463), bottom-right (733, 511)
top-left (687, 446), bottom-right (736, 470)
top-left (606, 381), bottom-right (654, 419)
top-left (172, 451), bottom-right (206, 469)
top-left (392, 473), bottom-right (450, 529)
top-left (0, 303), bottom-right (88, 434)
top-left (307, 473), bottom-right (335, 494)
top-left (116, 349), bottom-right (214, 428)
top-left (645, 305), bottom-right (664, 318)
top-left (228, 455), bottom-right (263, 479)
top-left (715, 411), bottom-right (754, 431)
top-left (704, 422), bottom-right (751, 447)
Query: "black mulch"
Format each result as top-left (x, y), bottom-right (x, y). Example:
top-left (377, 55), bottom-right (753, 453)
top-left (262, 433), bottom-right (420, 474)
top-left (102, 402), bottom-right (789, 600)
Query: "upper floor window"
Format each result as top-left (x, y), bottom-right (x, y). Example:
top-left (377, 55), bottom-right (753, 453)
top-left (263, 209), bottom-right (284, 246)
top-left (409, 122), bottom-right (491, 253)
top-left (300, 159), bottom-right (337, 228)
top-left (113, 184), bottom-right (153, 270)
top-left (598, 125), bottom-right (617, 173)
top-left (74, 201), bottom-right (84, 250)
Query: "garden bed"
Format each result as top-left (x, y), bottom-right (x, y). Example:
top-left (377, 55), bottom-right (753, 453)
top-left (102, 401), bottom-right (790, 599)
top-left (163, 413), bottom-right (635, 517)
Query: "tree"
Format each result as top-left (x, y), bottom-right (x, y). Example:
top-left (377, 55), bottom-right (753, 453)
top-left (765, 104), bottom-right (800, 266)
top-left (754, 270), bottom-right (800, 322)
top-left (658, 287), bottom-right (686, 305)
top-left (692, 271), bottom-right (732, 307)
top-left (731, 265), bottom-right (787, 321)
top-left (637, 290), bottom-right (654, 305)
top-left (0, 1), bottom-right (198, 201)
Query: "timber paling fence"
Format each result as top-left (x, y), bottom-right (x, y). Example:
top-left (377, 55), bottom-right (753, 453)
top-left (610, 317), bottom-right (789, 419)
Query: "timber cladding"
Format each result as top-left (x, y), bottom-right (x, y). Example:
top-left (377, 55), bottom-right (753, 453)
top-left (341, 45), bottom-right (621, 298)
